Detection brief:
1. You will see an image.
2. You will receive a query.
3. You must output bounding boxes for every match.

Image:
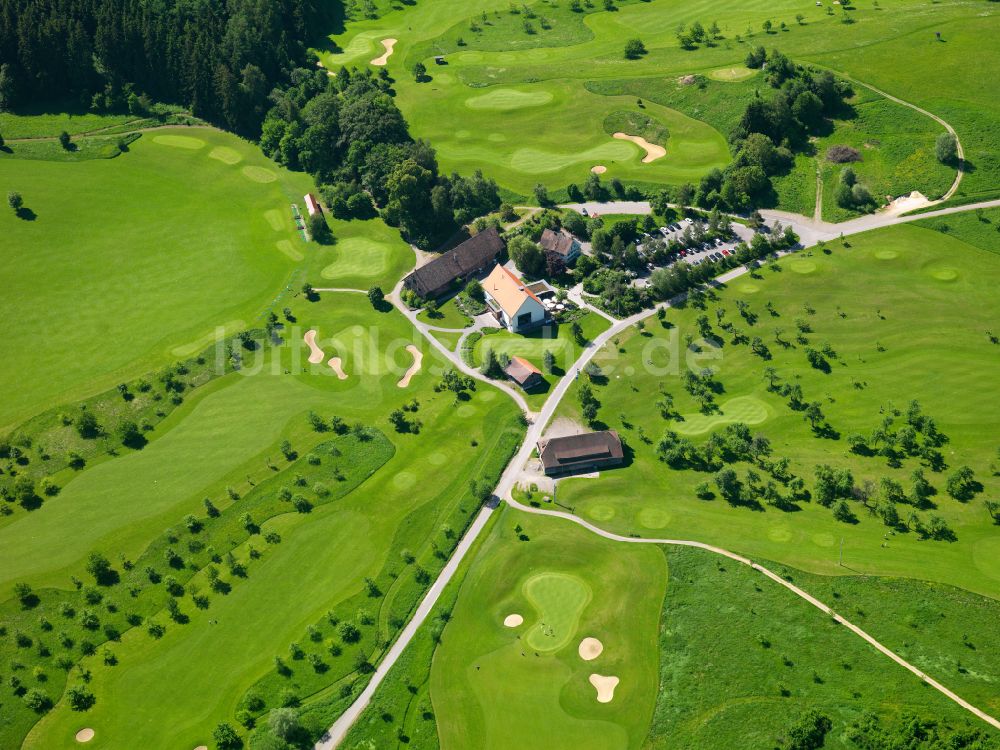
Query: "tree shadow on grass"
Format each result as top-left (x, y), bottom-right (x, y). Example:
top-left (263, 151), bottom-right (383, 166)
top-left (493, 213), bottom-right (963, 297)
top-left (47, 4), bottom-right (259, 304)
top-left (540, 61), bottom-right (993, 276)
top-left (16, 207), bottom-right (37, 221)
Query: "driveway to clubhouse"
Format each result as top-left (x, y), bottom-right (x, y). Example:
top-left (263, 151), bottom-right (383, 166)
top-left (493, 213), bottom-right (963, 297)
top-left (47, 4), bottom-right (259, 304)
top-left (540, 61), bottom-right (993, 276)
top-left (315, 198), bottom-right (1000, 748)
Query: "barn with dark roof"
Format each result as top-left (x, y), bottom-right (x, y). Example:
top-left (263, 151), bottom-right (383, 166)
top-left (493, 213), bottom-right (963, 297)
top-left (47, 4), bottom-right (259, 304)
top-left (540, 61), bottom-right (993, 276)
top-left (402, 227), bottom-right (505, 300)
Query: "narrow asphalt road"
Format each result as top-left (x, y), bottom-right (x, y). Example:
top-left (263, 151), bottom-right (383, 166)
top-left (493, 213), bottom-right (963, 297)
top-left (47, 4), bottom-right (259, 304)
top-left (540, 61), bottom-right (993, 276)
top-left (315, 197), bottom-right (1000, 748)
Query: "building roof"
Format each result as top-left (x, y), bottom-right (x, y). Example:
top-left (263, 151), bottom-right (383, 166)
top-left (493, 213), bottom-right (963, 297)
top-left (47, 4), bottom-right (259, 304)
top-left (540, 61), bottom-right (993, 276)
top-left (537, 431), bottom-right (623, 472)
top-left (504, 356), bottom-right (542, 386)
top-left (483, 264), bottom-right (541, 318)
top-left (539, 228), bottom-right (577, 257)
top-left (304, 194), bottom-right (321, 216)
top-left (403, 227), bottom-right (505, 298)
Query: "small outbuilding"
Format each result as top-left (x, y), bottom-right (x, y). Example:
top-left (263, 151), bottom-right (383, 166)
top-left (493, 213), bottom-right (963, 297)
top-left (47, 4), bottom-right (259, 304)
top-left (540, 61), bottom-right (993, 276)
top-left (304, 193), bottom-right (322, 216)
top-left (537, 431), bottom-right (624, 476)
top-left (504, 356), bottom-right (543, 390)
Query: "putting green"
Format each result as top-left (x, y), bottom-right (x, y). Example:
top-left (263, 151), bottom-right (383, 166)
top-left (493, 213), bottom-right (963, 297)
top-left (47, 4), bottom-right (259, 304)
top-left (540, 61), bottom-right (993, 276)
top-left (523, 572), bottom-right (591, 652)
top-left (923, 261), bottom-right (960, 281)
top-left (587, 504), bottom-right (616, 522)
top-left (152, 134), bottom-right (204, 149)
top-left (321, 236), bottom-right (392, 280)
top-left (874, 248), bottom-right (900, 260)
top-left (241, 165), bottom-right (277, 183)
top-left (638, 507), bottom-right (670, 529)
top-left (264, 208), bottom-right (284, 231)
top-left (788, 259), bottom-right (818, 274)
top-left (275, 239), bottom-right (303, 261)
top-left (465, 88), bottom-right (554, 111)
top-left (708, 66), bottom-right (758, 82)
top-left (674, 396), bottom-right (769, 436)
top-left (737, 282), bottom-right (761, 294)
top-left (768, 525), bottom-right (793, 543)
top-left (208, 146), bottom-right (243, 164)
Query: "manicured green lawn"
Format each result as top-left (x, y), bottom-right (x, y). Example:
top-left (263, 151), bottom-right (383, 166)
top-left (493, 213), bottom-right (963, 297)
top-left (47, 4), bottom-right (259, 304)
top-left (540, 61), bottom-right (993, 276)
top-left (315, 216), bottom-right (415, 291)
top-left (417, 296), bottom-right (474, 329)
top-left (430, 507), bottom-right (667, 750)
top-left (555, 223), bottom-right (1000, 598)
top-left (431, 328), bottom-right (467, 351)
top-left (0, 127), bottom-right (314, 430)
top-left (473, 312), bottom-right (609, 372)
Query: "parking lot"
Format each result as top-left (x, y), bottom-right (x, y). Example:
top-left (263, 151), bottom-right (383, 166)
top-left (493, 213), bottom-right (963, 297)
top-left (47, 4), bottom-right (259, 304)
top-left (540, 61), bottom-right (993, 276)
top-left (631, 217), bottom-right (754, 286)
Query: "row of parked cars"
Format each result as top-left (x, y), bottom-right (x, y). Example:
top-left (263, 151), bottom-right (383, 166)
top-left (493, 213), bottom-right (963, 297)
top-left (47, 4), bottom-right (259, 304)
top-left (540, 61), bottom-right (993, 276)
top-left (638, 218), bottom-right (738, 270)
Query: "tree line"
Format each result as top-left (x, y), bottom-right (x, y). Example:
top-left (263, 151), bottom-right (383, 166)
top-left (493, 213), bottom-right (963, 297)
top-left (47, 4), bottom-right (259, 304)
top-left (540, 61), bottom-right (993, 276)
top-left (0, 0), bottom-right (326, 136)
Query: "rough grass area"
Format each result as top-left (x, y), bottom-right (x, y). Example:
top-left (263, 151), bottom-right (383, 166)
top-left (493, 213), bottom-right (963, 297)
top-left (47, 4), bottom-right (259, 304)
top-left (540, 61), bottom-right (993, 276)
top-left (914, 207), bottom-right (1000, 257)
top-left (650, 546), bottom-right (1000, 748)
top-left (602, 109), bottom-right (670, 146)
top-left (556, 223), bottom-right (1000, 598)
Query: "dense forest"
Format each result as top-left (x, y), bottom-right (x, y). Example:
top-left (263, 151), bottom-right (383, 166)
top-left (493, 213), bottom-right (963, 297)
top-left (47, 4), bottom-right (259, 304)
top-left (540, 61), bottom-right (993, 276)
top-left (0, 0), bottom-right (324, 135)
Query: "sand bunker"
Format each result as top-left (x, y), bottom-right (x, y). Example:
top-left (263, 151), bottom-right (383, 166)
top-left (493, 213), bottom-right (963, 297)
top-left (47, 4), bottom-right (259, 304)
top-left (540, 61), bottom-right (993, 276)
top-left (371, 38), bottom-right (397, 66)
top-left (194, 746), bottom-right (208, 750)
top-left (504, 613), bottom-right (524, 627)
top-left (613, 132), bottom-right (665, 163)
top-left (304, 329), bottom-right (325, 364)
top-left (884, 190), bottom-right (933, 215)
top-left (75, 728), bottom-right (95, 743)
top-left (397, 344), bottom-right (423, 387)
top-left (327, 356), bottom-right (348, 380)
top-left (589, 674), bottom-right (620, 703)
top-left (591, 165), bottom-right (607, 174)
top-left (578, 637), bottom-right (604, 661)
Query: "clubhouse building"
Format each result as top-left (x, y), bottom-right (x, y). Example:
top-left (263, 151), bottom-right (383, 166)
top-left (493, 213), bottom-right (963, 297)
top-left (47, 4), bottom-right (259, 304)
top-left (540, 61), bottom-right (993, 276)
top-left (482, 264), bottom-right (547, 333)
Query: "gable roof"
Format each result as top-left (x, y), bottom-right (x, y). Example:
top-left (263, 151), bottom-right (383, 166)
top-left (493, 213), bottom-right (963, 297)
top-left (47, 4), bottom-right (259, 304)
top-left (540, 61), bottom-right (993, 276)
top-left (537, 431), bottom-right (623, 472)
top-left (403, 227), bottom-right (505, 298)
top-left (539, 228), bottom-right (577, 257)
top-left (504, 356), bottom-right (542, 386)
top-left (483, 264), bottom-right (542, 318)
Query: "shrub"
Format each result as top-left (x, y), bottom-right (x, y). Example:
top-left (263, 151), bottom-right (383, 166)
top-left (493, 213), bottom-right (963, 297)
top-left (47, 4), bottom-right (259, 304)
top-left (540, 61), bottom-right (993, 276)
top-left (826, 145), bottom-right (861, 163)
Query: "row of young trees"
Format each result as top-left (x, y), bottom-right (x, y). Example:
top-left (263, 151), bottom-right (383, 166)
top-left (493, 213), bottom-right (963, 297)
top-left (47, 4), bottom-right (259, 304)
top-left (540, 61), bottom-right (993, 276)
top-left (0, 0), bottom-right (324, 136)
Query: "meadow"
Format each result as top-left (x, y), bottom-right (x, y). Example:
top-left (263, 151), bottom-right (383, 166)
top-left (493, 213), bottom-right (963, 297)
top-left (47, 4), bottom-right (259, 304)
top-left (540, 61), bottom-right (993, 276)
top-left (554, 222), bottom-right (1000, 598)
top-left (317, 0), bottom-right (992, 208)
